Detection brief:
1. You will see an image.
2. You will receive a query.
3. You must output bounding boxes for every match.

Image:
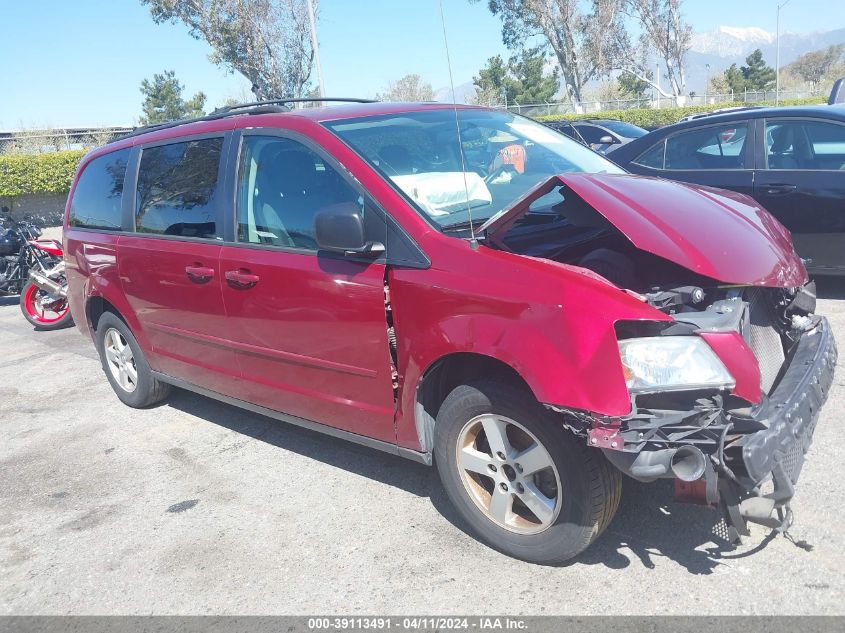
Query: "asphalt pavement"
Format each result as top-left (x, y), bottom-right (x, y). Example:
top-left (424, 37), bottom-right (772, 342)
top-left (1, 279), bottom-right (844, 615)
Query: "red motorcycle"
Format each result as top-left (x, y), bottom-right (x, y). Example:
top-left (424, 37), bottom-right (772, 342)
top-left (0, 217), bottom-right (73, 330)
top-left (22, 238), bottom-right (72, 330)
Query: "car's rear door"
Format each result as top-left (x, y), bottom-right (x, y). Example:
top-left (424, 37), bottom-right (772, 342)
top-left (118, 133), bottom-right (241, 396)
top-left (217, 130), bottom-right (397, 441)
top-left (753, 117), bottom-right (845, 274)
top-left (627, 120), bottom-right (755, 196)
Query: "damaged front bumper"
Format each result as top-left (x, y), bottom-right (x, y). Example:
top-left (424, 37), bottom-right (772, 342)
top-left (596, 316), bottom-right (837, 538)
top-left (741, 317), bottom-right (837, 486)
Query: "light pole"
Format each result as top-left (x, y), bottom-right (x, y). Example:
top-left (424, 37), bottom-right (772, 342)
top-left (776, 0), bottom-right (793, 106)
top-left (705, 63), bottom-right (710, 102)
top-left (655, 62), bottom-right (661, 109)
top-left (306, 0), bottom-right (325, 99)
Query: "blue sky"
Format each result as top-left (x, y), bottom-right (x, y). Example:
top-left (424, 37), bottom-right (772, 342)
top-left (1, 0), bottom-right (842, 128)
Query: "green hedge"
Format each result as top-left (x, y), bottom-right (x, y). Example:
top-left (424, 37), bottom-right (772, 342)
top-left (0, 150), bottom-right (85, 198)
top-left (535, 96), bottom-right (828, 129)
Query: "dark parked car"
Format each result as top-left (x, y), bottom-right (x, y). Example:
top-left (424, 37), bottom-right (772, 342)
top-left (65, 100), bottom-right (834, 564)
top-left (611, 105), bottom-right (845, 275)
top-left (547, 118), bottom-right (648, 154)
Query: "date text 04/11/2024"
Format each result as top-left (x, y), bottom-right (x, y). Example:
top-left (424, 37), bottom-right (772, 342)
top-left (306, 617), bottom-right (528, 630)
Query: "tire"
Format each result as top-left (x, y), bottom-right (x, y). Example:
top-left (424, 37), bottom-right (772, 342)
top-left (19, 281), bottom-right (74, 330)
top-left (95, 312), bottom-right (171, 408)
top-left (434, 381), bottom-right (621, 565)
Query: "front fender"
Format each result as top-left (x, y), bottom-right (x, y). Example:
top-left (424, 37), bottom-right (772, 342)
top-left (388, 245), bottom-right (670, 451)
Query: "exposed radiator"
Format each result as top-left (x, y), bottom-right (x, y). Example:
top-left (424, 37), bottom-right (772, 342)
top-left (743, 289), bottom-right (786, 394)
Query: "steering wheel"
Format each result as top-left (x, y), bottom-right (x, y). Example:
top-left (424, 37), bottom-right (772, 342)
top-left (484, 164), bottom-right (508, 184)
top-left (483, 149), bottom-right (506, 184)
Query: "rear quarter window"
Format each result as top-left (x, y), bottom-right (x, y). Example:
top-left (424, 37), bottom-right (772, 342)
top-left (632, 140), bottom-right (665, 169)
top-left (664, 123), bottom-right (749, 170)
top-left (68, 149), bottom-right (131, 230)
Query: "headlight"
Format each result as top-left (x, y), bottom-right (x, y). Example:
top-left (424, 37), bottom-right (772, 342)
top-left (618, 337), bottom-right (735, 392)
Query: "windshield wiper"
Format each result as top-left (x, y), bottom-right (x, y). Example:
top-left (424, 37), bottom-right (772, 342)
top-left (437, 199), bottom-right (493, 215)
top-left (440, 217), bottom-right (491, 232)
top-left (475, 177), bottom-right (558, 234)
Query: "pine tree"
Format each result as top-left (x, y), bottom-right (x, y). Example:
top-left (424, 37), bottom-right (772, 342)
top-left (473, 55), bottom-right (513, 105)
top-left (741, 49), bottom-right (776, 91)
top-left (471, 49), bottom-right (559, 106)
top-left (507, 48), bottom-right (559, 104)
top-left (723, 63), bottom-right (747, 94)
top-left (139, 70), bottom-right (207, 125)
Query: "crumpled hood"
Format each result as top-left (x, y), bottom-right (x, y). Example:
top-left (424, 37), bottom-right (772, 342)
top-left (484, 173), bottom-right (807, 288)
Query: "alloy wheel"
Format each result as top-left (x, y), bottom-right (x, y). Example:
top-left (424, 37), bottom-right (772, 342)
top-left (455, 414), bottom-right (562, 534)
top-left (104, 328), bottom-right (138, 393)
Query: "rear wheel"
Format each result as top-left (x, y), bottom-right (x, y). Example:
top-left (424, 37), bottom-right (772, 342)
top-left (95, 312), bottom-right (171, 408)
top-left (19, 280), bottom-right (73, 330)
top-left (434, 381), bottom-right (621, 565)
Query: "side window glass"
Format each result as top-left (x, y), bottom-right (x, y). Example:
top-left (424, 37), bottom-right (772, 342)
top-left (633, 140), bottom-right (665, 169)
top-left (236, 136), bottom-right (366, 250)
top-left (555, 125), bottom-right (579, 141)
top-left (664, 123), bottom-right (748, 170)
top-left (767, 119), bottom-right (845, 170)
top-left (575, 125), bottom-right (606, 144)
top-left (69, 149), bottom-right (130, 230)
top-left (135, 138), bottom-right (223, 239)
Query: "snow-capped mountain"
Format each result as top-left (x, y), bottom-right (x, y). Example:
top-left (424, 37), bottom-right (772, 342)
top-left (434, 24), bottom-right (844, 102)
top-left (434, 81), bottom-right (476, 104)
top-left (686, 25), bottom-right (845, 91)
top-left (690, 25), bottom-right (845, 66)
top-left (692, 26), bottom-right (776, 57)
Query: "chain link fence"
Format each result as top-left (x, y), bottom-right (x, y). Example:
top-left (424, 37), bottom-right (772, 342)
top-left (0, 126), bottom-right (132, 155)
top-left (0, 90), bottom-right (819, 151)
top-left (495, 90), bottom-right (815, 117)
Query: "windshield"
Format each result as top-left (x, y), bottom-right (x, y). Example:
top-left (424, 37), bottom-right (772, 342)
top-left (323, 109), bottom-right (624, 230)
top-left (595, 120), bottom-right (648, 138)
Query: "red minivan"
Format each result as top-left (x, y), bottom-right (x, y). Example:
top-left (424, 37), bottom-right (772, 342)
top-left (64, 100), bottom-right (836, 564)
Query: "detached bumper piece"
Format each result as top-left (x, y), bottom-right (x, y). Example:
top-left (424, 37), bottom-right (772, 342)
top-left (723, 316), bottom-right (837, 537)
top-left (600, 317), bottom-right (837, 541)
top-left (741, 317), bottom-right (836, 485)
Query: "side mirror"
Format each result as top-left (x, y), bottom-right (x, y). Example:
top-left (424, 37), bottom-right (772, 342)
top-left (598, 135), bottom-right (616, 145)
top-left (315, 203), bottom-right (384, 257)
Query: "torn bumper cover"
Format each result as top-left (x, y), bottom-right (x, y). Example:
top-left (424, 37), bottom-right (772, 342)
top-left (598, 316), bottom-right (836, 534)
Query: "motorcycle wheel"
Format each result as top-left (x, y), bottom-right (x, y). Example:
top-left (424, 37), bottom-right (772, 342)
top-left (19, 280), bottom-right (74, 330)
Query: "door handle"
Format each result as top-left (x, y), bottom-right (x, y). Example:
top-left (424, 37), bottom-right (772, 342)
top-left (225, 268), bottom-right (260, 289)
top-left (764, 183), bottom-right (797, 195)
top-left (185, 264), bottom-right (215, 284)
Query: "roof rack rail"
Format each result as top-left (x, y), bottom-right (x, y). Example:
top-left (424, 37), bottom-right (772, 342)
top-left (116, 97), bottom-right (377, 142)
top-left (212, 97), bottom-right (377, 115)
top-left (678, 105), bottom-right (763, 123)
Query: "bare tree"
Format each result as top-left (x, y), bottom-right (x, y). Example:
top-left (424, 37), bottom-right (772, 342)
top-left (618, 0), bottom-right (692, 102)
top-left (141, 0), bottom-right (317, 100)
top-left (475, 1), bottom-right (627, 109)
top-left (785, 44), bottom-right (845, 93)
top-left (377, 74), bottom-right (435, 102)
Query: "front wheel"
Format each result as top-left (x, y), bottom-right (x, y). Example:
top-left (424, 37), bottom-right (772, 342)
top-left (434, 381), bottom-right (621, 565)
top-left (19, 280), bottom-right (74, 330)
